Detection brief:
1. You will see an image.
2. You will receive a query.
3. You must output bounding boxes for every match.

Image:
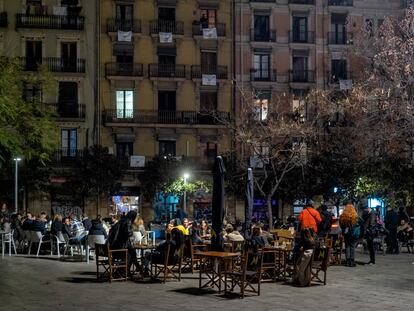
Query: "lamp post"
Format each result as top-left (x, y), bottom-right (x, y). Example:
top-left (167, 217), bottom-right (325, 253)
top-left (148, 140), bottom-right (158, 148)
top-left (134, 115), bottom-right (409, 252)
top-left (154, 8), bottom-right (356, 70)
top-left (13, 157), bottom-right (21, 214)
top-left (183, 173), bottom-right (189, 213)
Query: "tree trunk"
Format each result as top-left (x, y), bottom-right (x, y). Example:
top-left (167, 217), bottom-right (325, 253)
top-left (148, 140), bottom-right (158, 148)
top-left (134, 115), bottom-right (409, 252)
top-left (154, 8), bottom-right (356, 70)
top-left (267, 195), bottom-right (273, 230)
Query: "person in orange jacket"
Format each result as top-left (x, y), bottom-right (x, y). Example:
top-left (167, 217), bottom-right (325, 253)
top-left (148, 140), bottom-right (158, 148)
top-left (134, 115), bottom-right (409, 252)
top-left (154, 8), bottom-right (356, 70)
top-left (297, 200), bottom-right (322, 235)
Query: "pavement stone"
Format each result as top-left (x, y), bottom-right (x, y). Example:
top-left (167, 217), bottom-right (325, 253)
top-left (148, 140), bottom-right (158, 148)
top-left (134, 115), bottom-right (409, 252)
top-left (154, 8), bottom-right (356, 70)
top-left (0, 251), bottom-right (413, 311)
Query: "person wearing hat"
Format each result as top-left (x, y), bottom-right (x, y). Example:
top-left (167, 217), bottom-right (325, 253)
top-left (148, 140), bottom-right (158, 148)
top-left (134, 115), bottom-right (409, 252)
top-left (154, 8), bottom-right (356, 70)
top-left (297, 200), bottom-right (322, 235)
top-left (384, 206), bottom-right (399, 254)
top-left (362, 206), bottom-right (378, 265)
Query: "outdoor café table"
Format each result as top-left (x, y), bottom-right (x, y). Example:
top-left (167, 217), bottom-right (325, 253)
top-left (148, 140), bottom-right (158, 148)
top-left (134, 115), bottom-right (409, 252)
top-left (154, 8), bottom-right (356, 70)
top-left (133, 244), bottom-right (157, 277)
top-left (198, 251), bottom-right (239, 293)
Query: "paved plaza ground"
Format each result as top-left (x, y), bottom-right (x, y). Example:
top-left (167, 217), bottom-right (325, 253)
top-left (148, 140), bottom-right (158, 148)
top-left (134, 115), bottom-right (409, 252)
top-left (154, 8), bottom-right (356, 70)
top-left (0, 251), bottom-right (413, 311)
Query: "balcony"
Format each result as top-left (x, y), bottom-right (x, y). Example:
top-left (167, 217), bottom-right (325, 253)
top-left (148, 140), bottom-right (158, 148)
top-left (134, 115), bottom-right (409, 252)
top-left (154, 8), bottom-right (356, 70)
top-left (328, 71), bottom-right (353, 84)
top-left (149, 20), bottom-right (184, 35)
top-left (105, 63), bottom-right (143, 78)
top-left (250, 29), bottom-right (276, 42)
top-left (44, 103), bottom-right (85, 120)
top-left (192, 22), bottom-right (226, 37)
top-left (328, 0), bottom-right (353, 6)
top-left (106, 19), bottom-right (141, 33)
top-left (16, 14), bottom-right (84, 30)
top-left (191, 65), bottom-right (228, 80)
top-left (51, 148), bottom-right (85, 166)
top-left (289, 70), bottom-right (316, 83)
top-left (328, 32), bottom-right (353, 45)
top-left (250, 0), bottom-right (276, 2)
top-left (21, 57), bottom-right (86, 73)
top-left (0, 12), bottom-right (7, 27)
top-left (148, 64), bottom-right (186, 79)
top-left (250, 69), bottom-right (277, 82)
top-left (288, 0), bottom-right (315, 4)
top-left (103, 110), bottom-right (230, 125)
top-left (289, 31), bottom-right (315, 43)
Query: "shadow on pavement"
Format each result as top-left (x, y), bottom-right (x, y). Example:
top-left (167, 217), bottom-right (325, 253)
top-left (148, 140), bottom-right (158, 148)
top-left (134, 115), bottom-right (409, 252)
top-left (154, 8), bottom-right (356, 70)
top-left (58, 276), bottom-right (103, 284)
top-left (171, 287), bottom-right (217, 296)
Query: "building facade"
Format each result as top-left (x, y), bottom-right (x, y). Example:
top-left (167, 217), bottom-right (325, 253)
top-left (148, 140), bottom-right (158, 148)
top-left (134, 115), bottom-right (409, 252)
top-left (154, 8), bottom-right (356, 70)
top-left (0, 0), bottom-right (97, 216)
top-left (98, 0), bottom-right (233, 219)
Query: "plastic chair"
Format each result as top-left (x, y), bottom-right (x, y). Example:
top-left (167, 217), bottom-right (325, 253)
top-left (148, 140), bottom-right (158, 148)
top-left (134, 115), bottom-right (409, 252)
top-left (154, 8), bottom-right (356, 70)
top-left (29, 231), bottom-right (51, 256)
top-left (86, 235), bottom-right (106, 264)
top-left (133, 231), bottom-right (143, 244)
top-left (2, 230), bottom-right (17, 257)
top-left (51, 232), bottom-right (68, 257)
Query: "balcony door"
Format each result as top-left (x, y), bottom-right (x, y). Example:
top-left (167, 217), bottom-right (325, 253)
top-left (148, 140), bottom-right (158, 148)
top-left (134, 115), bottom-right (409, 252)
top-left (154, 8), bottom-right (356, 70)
top-left (201, 51), bottom-right (217, 73)
top-left (253, 54), bottom-right (270, 81)
top-left (331, 14), bottom-right (347, 44)
top-left (116, 4), bottom-right (133, 21)
top-left (331, 59), bottom-right (347, 82)
top-left (292, 56), bottom-right (308, 81)
top-left (254, 15), bottom-right (270, 41)
top-left (158, 91), bottom-right (176, 123)
top-left (116, 90), bottom-right (133, 119)
top-left (117, 142), bottom-right (133, 159)
top-left (159, 140), bottom-right (176, 157)
top-left (58, 82), bottom-right (78, 118)
top-left (61, 42), bottom-right (77, 71)
top-left (61, 129), bottom-right (77, 157)
top-left (200, 92), bottom-right (217, 112)
top-left (292, 16), bottom-right (308, 42)
top-left (26, 41), bottom-right (42, 70)
top-left (158, 7), bottom-right (175, 32)
top-left (200, 9), bottom-right (216, 28)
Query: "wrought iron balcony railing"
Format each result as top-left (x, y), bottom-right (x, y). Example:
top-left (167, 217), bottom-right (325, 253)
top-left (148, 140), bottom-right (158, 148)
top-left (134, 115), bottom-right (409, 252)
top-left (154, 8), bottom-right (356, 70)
top-left (191, 65), bottom-right (228, 80)
top-left (328, 32), bottom-right (353, 45)
top-left (21, 57), bottom-right (86, 73)
top-left (289, 31), bottom-right (315, 43)
top-left (106, 18), bottom-right (141, 33)
top-left (250, 28), bottom-right (276, 42)
top-left (250, 69), bottom-right (277, 82)
top-left (51, 148), bottom-right (85, 165)
top-left (289, 70), bottom-right (316, 83)
top-left (44, 103), bottom-right (85, 119)
top-left (250, 0), bottom-right (276, 2)
top-left (149, 19), bottom-right (184, 35)
top-left (328, 0), bottom-right (353, 6)
top-left (288, 0), bottom-right (315, 4)
top-left (0, 12), bottom-right (7, 27)
top-left (16, 14), bottom-right (84, 30)
top-left (103, 109), bottom-right (230, 125)
top-left (191, 22), bottom-right (226, 37)
top-left (148, 64), bottom-right (186, 78)
top-left (105, 63), bottom-right (143, 77)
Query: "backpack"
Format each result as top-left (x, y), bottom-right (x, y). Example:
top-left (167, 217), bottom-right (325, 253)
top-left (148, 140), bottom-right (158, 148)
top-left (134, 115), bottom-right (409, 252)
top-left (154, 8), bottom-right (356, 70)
top-left (319, 211), bottom-right (333, 232)
top-left (352, 223), bottom-right (361, 239)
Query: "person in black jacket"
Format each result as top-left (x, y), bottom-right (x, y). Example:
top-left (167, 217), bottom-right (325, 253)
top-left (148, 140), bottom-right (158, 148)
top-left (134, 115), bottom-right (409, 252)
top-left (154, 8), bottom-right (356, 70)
top-left (362, 206), bottom-right (378, 265)
top-left (82, 214), bottom-right (92, 231)
top-left (88, 219), bottom-right (108, 239)
top-left (384, 206), bottom-right (400, 254)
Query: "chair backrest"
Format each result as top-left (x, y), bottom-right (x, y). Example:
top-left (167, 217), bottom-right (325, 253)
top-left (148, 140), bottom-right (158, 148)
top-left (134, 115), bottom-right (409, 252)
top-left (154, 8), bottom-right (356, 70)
top-left (30, 231), bottom-right (42, 242)
top-left (95, 243), bottom-right (109, 258)
top-left (24, 230), bottom-right (31, 242)
top-left (88, 235), bottom-right (106, 248)
top-left (313, 246), bottom-right (331, 270)
top-left (56, 231), bottom-right (66, 243)
top-left (232, 240), bottom-right (245, 253)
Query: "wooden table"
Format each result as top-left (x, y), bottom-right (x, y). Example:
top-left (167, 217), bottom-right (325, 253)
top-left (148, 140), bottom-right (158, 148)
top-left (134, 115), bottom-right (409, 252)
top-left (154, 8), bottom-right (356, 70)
top-left (198, 251), bottom-right (239, 293)
top-left (133, 244), bottom-right (158, 278)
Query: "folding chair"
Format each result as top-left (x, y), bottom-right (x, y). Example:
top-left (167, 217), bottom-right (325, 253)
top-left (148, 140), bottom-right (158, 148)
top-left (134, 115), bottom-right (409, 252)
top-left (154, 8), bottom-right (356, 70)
top-left (95, 243), bottom-right (128, 282)
top-left (182, 238), bottom-right (207, 273)
top-left (311, 246), bottom-right (331, 285)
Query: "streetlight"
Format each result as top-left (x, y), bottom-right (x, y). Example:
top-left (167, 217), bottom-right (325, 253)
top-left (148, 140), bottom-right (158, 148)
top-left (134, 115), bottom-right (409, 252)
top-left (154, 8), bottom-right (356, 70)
top-left (183, 173), bottom-right (190, 213)
top-left (13, 157), bottom-right (21, 214)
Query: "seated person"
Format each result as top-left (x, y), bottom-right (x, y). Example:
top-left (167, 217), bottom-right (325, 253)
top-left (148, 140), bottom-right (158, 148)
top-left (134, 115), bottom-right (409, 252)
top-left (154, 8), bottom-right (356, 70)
top-left (397, 220), bottom-right (414, 243)
top-left (198, 220), bottom-right (212, 240)
top-left (88, 219), bottom-right (108, 239)
top-left (51, 214), bottom-right (63, 236)
top-left (62, 217), bottom-right (74, 239)
top-left (22, 212), bottom-right (35, 231)
top-left (250, 225), bottom-right (269, 252)
top-left (32, 211), bottom-right (47, 235)
top-left (222, 224), bottom-right (245, 242)
top-left (11, 213), bottom-right (24, 242)
top-left (132, 217), bottom-right (147, 244)
top-left (82, 214), bottom-right (92, 231)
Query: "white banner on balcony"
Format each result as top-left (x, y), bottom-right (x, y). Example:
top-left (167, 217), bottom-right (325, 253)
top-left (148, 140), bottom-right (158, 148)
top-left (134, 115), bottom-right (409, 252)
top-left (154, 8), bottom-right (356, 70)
top-left (118, 30), bottom-right (132, 42)
top-left (339, 79), bottom-right (353, 90)
top-left (130, 155), bottom-right (145, 168)
top-left (53, 6), bottom-right (67, 16)
top-left (159, 32), bottom-right (173, 43)
top-left (203, 27), bottom-right (217, 39)
top-left (202, 74), bottom-right (217, 86)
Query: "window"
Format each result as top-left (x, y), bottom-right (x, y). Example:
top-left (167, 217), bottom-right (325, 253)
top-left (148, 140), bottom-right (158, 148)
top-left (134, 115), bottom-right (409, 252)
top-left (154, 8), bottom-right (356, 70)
top-left (365, 19), bottom-right (374, 36)
top-left (116, 4), bottom-right (133, 21)
top-left (201, 51), bottom-right (217, 72)
top-left (200, 142), bottom-right (217, 158)
top-left (61, 129), bottom-right (77, 157)
top-left (61, 42), bottom-right (77, 71)
top-left (253, 54), bottom-right (270, 80)
top-left (330, 14), bottom-right (347, 44)
top-left (200, 9), bottom-right (216, 28)
top-left (158, 91), bottom-right (176, 111)
top-left (59, 82), bottom-right (78, 117)
top-left (25, 41), bottom-right (42, 71)
top-left (254, 15), bottom-right (270, 41)
top-left (254, 91), bottom-right (270, 121)
top-left (292, 16), bottom-right (308, 42)
top-left (117, 142), bottom-right (133, 159)
top-left (292, 56), bottom-right (308, 81)
top-left (200, 92), bottom-right (217, 111)
top-left (116, 90), bottom-right (133, 118)
top-left (159, 140), bottom-right (176, 157)
top-left (292, 89), bottom-right (308, 122)
top-left (158, 7), bottom-right (175, 21)
top-left (23, 84), bottom-right (41, 103)
top-left (331, 59), bottom-right (347, 82)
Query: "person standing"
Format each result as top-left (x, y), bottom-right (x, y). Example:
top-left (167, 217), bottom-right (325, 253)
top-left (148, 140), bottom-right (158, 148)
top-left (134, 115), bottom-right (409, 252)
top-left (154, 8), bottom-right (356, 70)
top-left (318, 204), bottom-right (334, 237)
top-left (362, 206), bottom-right (378, 265)
top-left (297, 200), bottom-right (322, 236)
top-left (384, 206), bottom-right (399, 254)
top-left (339, 203), bottom-right (359, 267)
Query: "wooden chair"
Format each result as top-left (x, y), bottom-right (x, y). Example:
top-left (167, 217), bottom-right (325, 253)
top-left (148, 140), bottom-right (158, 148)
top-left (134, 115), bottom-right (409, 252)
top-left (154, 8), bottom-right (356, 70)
top-left (311, 246), bottom-right (331, 285)
top-left (224, 250), bottom-right (261, 298)
top-left (330, 235), bottom-right (344, 265)
top-left (95, 243), bottom-right (128, 282)
top-left (273, 229), bottom-right (294, 244)
top-left (182, 238), bottom-right (207, 274)
top-left (151, 229), bottom-right (184, 283)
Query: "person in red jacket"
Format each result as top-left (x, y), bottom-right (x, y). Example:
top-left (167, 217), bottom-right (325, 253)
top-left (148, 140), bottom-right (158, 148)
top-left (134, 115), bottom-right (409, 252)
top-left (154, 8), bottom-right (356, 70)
top-left (298, 200), bottom-right (322, 235)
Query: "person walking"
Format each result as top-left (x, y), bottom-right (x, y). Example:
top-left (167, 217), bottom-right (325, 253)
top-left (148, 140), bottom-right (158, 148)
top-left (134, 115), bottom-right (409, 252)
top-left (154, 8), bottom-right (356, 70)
top-left (339, 203), bottom-right (359, 267)
top-left (384, 206), bottom-right (399, 254)
top-left (362, 206), bottom-right (378, 265)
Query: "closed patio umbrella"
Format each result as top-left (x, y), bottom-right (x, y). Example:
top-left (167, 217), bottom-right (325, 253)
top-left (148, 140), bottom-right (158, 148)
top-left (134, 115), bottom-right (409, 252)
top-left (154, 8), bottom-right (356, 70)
top-left (211, 156), bottom-right (226, 251)
top-left (245, 168), bottom-right (254, 234)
